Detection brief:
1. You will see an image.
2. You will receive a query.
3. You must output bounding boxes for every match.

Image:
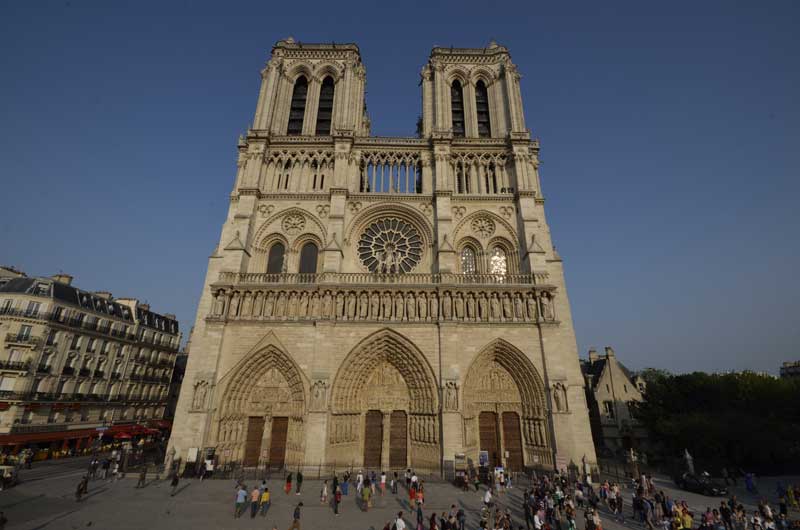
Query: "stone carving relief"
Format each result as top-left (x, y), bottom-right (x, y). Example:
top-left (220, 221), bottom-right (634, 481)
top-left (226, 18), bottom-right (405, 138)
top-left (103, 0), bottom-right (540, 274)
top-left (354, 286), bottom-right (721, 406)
top-left (316, 205), bottom-right (330, 218)
top-left (363, 361), bottom-right (409, 411)
top-left (348, 201), bottom-right (362, 214)
top-left (552, 382), bottom-right (569, 413)
top-left (444, 381), bottom-right (459, 411)
top-left (257, 204), bottom-right (275, 217)
top-left (452, 206), bottom-right (467, 219)
top-left (418, 203), bottom-right (432, 216)
top-left (410, 414), bottom-right (437, 444)
top-left (281, 213), bottom-right (306, 235)
top-left (329, 414), bottom-right (358, 445)
top-left (192, 380), bottom-right (209, 410)
top-left (310, 380), bottom-right (328, 411)
top-left (499, 206), bottom-right (514, 219)
top-left (212, 287), bottom-right (554, 324)
top-left (471, 216), bottom-right (496, 239)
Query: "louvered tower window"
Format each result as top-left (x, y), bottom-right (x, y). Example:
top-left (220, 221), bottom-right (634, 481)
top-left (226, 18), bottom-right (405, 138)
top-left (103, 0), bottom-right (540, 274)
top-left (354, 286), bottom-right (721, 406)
top-left (476, 80), bottom-right (491, 138)
top-left (315, 76), bottom-right (335, 135)
top-left (451, 80), bottom-right (465, 137)
top-left (287, 76), bottom-right (308, 135)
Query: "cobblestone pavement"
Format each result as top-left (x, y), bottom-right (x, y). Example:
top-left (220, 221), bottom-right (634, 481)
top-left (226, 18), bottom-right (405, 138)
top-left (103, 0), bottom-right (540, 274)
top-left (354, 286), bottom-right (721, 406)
top-left (0, 469), bottom-right (797, 530)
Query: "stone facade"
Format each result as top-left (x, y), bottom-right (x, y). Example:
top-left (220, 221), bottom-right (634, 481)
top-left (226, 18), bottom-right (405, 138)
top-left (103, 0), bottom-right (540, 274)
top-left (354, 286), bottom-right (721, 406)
top-left (580, 347), bottom-right (647, 456)
top-left (167, 39), bottom-right (597, 474)
top-left (0, 271), bottom-right (181, 452)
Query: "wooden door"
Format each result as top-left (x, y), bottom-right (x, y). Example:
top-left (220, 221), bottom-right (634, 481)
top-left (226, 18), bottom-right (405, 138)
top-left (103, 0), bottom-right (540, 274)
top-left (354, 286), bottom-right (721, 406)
top-left (268, 416), bottom-right (288, 470)
top-left (389, 410), bottom-right (407, 469)
top-left (363, 410), bottom-right (383, 469)
top-left (502, 411), bottom-right (524, 472)
top-left (244, 416), bottom-right (266, 467)
top-left (479, 411), bottom-right (499, 468)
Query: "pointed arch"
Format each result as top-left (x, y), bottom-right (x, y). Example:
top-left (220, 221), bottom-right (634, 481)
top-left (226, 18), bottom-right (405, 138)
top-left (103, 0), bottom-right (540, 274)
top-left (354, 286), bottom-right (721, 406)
top-left (287, 75), bottom-right (308, 135)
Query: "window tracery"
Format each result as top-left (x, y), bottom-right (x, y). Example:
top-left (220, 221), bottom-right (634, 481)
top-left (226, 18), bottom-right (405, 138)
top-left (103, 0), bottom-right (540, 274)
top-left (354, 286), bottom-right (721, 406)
top-left (460, 247), bottom-right (477, 274)
top-left (358, 218), bottom-right (422, 274)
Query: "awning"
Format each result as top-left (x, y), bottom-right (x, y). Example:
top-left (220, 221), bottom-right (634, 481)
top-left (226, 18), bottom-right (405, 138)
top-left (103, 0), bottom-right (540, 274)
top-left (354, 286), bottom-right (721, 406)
top-left (0, 427), bottom-right (99, 445)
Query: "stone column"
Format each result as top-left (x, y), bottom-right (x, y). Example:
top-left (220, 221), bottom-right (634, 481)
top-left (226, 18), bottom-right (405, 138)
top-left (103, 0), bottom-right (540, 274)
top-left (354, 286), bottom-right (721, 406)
top-left (302, 77), bottom-right (321, 136)
top-left (463, 81), bottom-right (477, 138)
top-left (421, 66), bottom-right (433, 136)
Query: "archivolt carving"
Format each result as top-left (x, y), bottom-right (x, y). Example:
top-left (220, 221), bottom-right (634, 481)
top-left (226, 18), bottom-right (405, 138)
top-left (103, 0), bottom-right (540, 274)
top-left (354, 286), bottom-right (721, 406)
top-left (453, 210), bottom-right (516, 249)
top-left (251, 207), bottom-right (328, 251)
top-left (330, 329), bottom-right (438, 415)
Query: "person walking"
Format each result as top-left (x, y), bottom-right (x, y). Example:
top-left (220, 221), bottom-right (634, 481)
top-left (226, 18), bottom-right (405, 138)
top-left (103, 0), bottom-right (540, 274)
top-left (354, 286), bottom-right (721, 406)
top-left (381, 471), bottom-right (387, 496)
top-left (289, 502), bottom-right (303, 530)
top-left (334, 486), bottom-right (342, 516)
top-left (342, 471), bottom-right (350, 496)
top-left (362, 479), bottom-right (372, 511)
top-left (260, 487), bottom-right (271, 517)
top-left (357, 470), bottom-right (364, 493)
top-left (170, 473), bottom-right (180, 497)
top-left (136, 465), bottom-right (148, 488)
top-left (392, 471), bottom-right (399, 494)
top-left (395, 511), bottom-right (407, 530)
top-left (320, 480), bottom-right (328, 505)
top-left (233, 485), bottom-right (247, 518)
top-left (250, 485), bottom-right (261, 518)
top-left (285, 472), bottom-right (293, 495)
top-left (296, 471), bottom-right (303, 495)
top-left (101, 458), bottom-right (110, 479)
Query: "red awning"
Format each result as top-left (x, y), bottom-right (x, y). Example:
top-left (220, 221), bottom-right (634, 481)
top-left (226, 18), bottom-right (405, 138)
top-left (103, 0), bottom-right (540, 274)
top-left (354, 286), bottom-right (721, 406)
top-left (114, 433), bottom-right (132, 440)
top-left (150, 420), bottom-right (171, 429)
top-left (0, 427), bottom-right (98, 445)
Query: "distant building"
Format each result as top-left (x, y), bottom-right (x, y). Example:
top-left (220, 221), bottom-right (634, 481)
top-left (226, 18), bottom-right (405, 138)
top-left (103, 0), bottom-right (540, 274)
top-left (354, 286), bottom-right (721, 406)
top-left (780, 361), bottom-right (800, 379)
top-left (165, 328), bottom-right (191, 420)
top-left (0, 266), bottom-right (26, 280)
top-left (580, 347), bottom-right (648, 456)
top-left (0, 271), bottom-right (181, 456)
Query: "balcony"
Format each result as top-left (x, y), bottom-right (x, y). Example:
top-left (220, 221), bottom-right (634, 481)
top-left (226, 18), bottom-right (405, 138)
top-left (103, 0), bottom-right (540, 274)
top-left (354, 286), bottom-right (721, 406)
top-left (62, 366), bottom-right (75, 375)
top-left (93, 370), bottom-right (105, 379)
top-left (110, 372), bottom-right (122, 380)
top-left (0, 360), bottom-right (30, 371)
top-left (36, 364), bottom-right (51, 374)
top-left (216, 271), bottom-right (544, 287)
top-left (78, 368), bottom-right (91, 377)
top-left (4, 332), bottom-right (42, 347)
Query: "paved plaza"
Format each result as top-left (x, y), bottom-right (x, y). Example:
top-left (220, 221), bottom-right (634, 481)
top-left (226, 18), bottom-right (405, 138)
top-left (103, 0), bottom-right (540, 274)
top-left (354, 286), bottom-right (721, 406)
top-left (0, 458), bottom-right (797, 529)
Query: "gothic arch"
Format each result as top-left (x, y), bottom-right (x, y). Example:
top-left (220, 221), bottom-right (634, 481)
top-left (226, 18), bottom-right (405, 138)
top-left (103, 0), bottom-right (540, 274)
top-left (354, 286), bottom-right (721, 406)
top-left (453, 210), bottom-right (518, 261)
top-left (344, 202), bottom-right (434, 252)
top-left (253, 206), bottom-right (328, 251)
top-left (314, 62), bottom-right (344, 83)
top-left (446, 67), bottom-right (470, 87)
top-left (470, 66), bottom-right (497, 87)
top-left (330, 329), bottom-right (438, 414)
top-left (285, 61), bottom-right (314, 83)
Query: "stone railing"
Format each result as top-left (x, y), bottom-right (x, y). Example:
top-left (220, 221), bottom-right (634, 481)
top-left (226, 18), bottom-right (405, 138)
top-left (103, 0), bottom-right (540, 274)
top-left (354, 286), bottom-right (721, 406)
top-left (207, 283), bottom-right (558, 324)
top-left (216, 271), bottom-right (545, 286)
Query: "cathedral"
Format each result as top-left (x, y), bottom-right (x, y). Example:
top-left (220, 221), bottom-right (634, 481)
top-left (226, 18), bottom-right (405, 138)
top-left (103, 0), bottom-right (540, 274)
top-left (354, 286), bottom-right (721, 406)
top-left (168, 38), bottom-right (597, 474)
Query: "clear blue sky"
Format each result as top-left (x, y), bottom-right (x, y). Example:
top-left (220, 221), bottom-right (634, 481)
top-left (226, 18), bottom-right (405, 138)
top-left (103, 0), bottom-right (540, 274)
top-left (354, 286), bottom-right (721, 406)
top-left (2, 1), bottom-right (798, 374)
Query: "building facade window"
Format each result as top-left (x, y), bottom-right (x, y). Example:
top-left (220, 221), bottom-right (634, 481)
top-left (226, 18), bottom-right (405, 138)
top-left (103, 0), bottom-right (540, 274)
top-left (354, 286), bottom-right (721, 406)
top-left (267, 242), bottom-right (286, 274)
top-left (18, 325), bottom-right (32, 341)
top-left (287, 76), bottom-right (308, 135)
top-left (603, 401), bottom-right (615, 419)
top-left (298, 242), bottom-right (319, 274)
top-left (460, 247), bottom-right (477, 274)
top-left (489, 246), bottom-right (507, 278)
top-left (315, 76), bottom-right (335, 135)
top-left (475, 80), bottom-right (491, 138)
top-left (25, 301), bottom-right (41, 317)
top-left (451, 80), bottom-right (465, 137)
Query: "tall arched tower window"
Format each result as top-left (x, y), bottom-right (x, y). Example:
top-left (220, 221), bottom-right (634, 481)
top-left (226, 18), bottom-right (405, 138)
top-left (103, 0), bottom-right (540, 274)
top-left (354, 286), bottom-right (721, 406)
top-left (267, 242), bottom-right (286, 274)
top-left (460, 247), bottom-right (477, 274)
top-left (298, 242), bottom-right (319, 274)
top-left (475, 80), bottom-right (491, 138)
top-left (451, 80), bottom-right (465, 137)
top-left (287, 76), bottom-right (308, 135)
top-left (315, 76), bottom-right (335, 135)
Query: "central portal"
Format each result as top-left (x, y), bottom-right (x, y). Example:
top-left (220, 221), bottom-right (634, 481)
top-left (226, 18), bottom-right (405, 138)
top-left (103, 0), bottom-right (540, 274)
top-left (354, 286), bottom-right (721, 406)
top-left (364, 410), bottom-right (383, 468)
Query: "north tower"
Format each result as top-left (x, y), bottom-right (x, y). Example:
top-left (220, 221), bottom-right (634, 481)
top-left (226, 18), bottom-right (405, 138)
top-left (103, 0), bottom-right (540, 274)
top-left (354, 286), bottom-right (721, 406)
top-left (168, 38), bottom-right (597, 475)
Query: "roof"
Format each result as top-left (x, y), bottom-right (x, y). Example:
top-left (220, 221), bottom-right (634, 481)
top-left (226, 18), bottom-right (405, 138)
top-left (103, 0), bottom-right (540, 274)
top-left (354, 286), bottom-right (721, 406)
top-left (581, 356), bottom-right (637, 390)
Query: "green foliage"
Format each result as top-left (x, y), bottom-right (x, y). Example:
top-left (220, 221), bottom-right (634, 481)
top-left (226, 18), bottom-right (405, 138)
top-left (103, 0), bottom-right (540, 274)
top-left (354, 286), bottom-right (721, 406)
top-left (631, 370), bottom-right (800, 474)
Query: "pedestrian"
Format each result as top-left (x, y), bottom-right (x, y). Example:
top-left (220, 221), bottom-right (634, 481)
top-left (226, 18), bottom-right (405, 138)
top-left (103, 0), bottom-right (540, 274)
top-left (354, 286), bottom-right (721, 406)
top-left (334, 486), bottom-right (342, 516)
top-left (416, 482), bottom-right (424, 506)
top-left (396, 511), bottom-right (407, 530)
top-left (321, 479), bottom-right (328, 504)
top-left (233, 485), bottom-right (247, 518)
top-left (260, 487), bottom-right (271, 517)
top-left (342, 471), bottom-right (350, 496)
top-left (457, 507), bottom-right (466, 530)
top-left (392, 471), bottom-right (398, 494)
top-left (381, 471), bottom-right (387, 495)
top-left (406, 469), bottom-right (411, 490)
top-left (75, 479), bottom-right (85, 502)
top-left (285, 472), bottom-right (293, 495)
top-left (112, 461), bottom-right (119, 481)
top-left (136, 465), bottom-right (147, 488)
top-left (296, 470), bottom-right (303, 495)
top-left (250, 485), bottom-right (261, 518)
top-left (357, 470), bottom-right (364, 493)
top-left (362, 479), bottom-right (372, 511)
top-left (0, 511), bottom-right (7, 530)
top-left (101, 458), bottom-right (110, 479)
top-left (170, 473), bottom-right (180, 496)
top-left (289, 502), bottom-right (303, 530)
top-left (484, 487), bottom-right (493, 510)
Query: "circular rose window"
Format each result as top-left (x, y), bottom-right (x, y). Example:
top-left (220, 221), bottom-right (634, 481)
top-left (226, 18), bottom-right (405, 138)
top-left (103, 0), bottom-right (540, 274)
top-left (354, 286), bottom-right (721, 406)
top-left (358, 218), bottom-right (423, 274)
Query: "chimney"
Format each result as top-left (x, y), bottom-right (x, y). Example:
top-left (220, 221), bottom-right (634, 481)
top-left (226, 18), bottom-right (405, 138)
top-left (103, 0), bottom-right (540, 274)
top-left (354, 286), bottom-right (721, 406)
top-left (588, 348), bottom-right (598, 362)
top-left (139, 303), bottom-right (150, 311)
top-left (164, 313), bottom-right (176, 320)
top-left (51, 273), bottom-right (73, 285)
top-left (605, 346), bottom-right (615, 358)
top-left (94, 291), bottom-right (113, 300)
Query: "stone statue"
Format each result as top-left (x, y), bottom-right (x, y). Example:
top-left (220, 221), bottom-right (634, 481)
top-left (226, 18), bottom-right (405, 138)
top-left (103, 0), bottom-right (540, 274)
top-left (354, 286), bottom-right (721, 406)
top-left (262, 291), bottom-right (274, 317)
top-left (359, 292), bottom-right (369, 319)
top-left (445, 382), bottom-right (458, 411)
top-left (442, 292), bottom-right (452, 319)
top-left (394, 292), bottom-right (404, 320)
top-left (298, 292), bottom-right (308, 317)
top-left (429, 293), bottom-right (438, 320)
top-left (369, 292), bottom-right (380, 319)
top-left (454, 293), bottom-right (464, 319)
top-left (213, 291), bottom-right (225, 316)
top-left (526, 293), bottom-right (537, 321)
top-left (405, 293), bottom-right (416, 320)
top-left (478, 293), bottom-right (488, 321)
top-left (346, 292), bottom-right (356, 319)
top-left (514, 293), bottom-right (525, 320)
top-left (502, 293), bottom-right (513, 320)
top-left (553, 384), bottom-right (563, 412)
top-left (335, 292), bottom-right (344, 319)
top-left (311, 381), bottom-right (327, 410)
top-left (252, 291), bottom-right (264, 317)
top-left (541, 293), bottom-right (555, 321)
top-left (381, 291), bottom-right (392, 319)
top-left (275, 291), bottom-right (287, 317)
top-left (192, 381), bottom-right (207, 409)
top-left (322, 291), bottom-right (332, 318)
top-left (417, 292), bottom-right (427, 320)
top-left (490, 293), bottom-right (501, 320)
top-left (241, 292), bottom-right (252, 317)
top-left (229, 292), bottom-right (241, 317)
top-left (309, 292), bottom-right (320, 317)
top-left (466, 294), bottom-right (476, 320)
top-left (287, 292), bottom-right (298, 317)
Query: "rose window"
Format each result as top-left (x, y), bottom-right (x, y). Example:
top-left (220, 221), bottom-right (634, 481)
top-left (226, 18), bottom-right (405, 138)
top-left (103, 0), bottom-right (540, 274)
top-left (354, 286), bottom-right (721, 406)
top-left (358, 218), bottom-right (422, 274)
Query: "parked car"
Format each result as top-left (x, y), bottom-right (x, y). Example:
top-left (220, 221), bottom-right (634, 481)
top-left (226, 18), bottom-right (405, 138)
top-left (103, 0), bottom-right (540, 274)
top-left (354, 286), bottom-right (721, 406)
top-left (676, 472), bottom-right (728, 496)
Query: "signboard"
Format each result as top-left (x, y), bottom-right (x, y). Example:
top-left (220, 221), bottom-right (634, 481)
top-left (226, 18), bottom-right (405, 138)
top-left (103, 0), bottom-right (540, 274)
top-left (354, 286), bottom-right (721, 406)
top-left (454, 453), bottom-right (466, 471)
top-left (187, 447), bottom-right (199, 463)
top-left (478, 450), bottom-right (489, 467)
top-left (96, 427), bottom-right (108, 432)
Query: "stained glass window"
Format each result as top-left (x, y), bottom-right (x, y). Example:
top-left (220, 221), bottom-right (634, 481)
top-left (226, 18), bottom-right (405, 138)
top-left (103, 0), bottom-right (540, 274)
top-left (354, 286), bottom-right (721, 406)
top-left (461, 247), bottom-right (477, 274)
top-left (489, 246), bottom-right (507, 279)
top-left (358, 218), bottom-right (422, 274)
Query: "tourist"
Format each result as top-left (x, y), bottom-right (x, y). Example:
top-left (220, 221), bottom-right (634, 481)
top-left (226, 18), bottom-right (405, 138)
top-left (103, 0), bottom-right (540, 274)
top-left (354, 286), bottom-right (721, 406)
top-left (101, 458), bottom-right (110, 479)
top-left (285, 472), bottom-right (293, 495)
top-left (290, 502), bottom-right (303, 530)
top-left (362, 478), bottom-right (372, 511)
top-left (250, 485), bottom-right (261, 518)
top-left (334, 485), bottom-right (342, 515)
top-left (233, 485), bottom-right (247, 518)
top-left (342, 471), bottom-right (350, 495)
top-left (405, 469), bottom-right (411, 490)
top-left (395, 511), bottom-right (407, 530)
top-left (416, 482), bottom-right (425, 506)
top-left (320, 479), bottom-right (328, 504)
top-left (357, 470), bottom-right (365, 493)
top-left (392, 471), bottom-right (399, 494)
top-left (381, 471), bottom-right (387, 495)
top-left (136, 465), bottom-right (147, 488)
top-left (296, 470), bottom-right (304, 495)
top-left (260, 487), bottom-right (271, 517)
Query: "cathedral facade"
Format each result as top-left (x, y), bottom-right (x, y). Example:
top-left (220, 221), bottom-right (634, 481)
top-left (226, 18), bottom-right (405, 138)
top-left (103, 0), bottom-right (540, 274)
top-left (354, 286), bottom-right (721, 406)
top-left (168, 39), bottom-right (597, 474)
